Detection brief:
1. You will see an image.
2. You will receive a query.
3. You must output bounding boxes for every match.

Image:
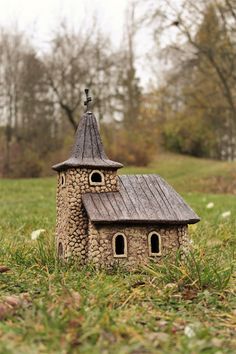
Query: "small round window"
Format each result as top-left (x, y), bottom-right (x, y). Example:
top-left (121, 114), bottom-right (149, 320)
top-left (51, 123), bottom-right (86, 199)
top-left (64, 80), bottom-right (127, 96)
top-left (89, 170), bottom-right (104, 186)
top-left (61, 173), bottom-right (66, 187)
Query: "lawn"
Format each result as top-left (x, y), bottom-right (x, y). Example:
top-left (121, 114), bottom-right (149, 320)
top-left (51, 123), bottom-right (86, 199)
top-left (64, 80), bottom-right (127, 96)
top-left (0, 154), bottom-right (235, 354)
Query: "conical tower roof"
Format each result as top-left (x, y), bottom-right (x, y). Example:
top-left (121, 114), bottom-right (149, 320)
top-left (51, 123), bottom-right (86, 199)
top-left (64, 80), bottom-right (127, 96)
top-left (52, 111), bottom-right (123, 171)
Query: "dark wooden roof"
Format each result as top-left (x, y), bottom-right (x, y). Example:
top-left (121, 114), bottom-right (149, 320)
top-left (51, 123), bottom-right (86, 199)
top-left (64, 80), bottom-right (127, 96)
top-left (82, 175), bottom-right (200, 224)
top-left (53, 112), bottom-right (123, 171)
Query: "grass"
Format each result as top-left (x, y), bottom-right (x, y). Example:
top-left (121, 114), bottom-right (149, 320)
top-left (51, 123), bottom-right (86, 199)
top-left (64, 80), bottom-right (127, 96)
top-left (0, 153), bottom-right (236, 353)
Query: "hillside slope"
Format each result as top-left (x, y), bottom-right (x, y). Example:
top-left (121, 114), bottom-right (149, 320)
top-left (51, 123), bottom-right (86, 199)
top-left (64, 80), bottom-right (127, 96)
top-left (122, 153), bottom-right (236, 194)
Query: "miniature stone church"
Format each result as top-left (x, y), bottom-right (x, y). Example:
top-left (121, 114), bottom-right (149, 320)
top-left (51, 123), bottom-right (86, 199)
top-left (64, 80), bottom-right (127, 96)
top-left (53, 89), bottom-right (200, 269)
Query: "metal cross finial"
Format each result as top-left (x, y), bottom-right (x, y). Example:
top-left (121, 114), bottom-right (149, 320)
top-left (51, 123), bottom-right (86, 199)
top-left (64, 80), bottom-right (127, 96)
top-left (84, 88), bottom-right (92, 112)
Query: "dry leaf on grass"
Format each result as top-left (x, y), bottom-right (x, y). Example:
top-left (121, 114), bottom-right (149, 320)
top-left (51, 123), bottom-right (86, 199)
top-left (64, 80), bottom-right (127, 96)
top-left (0, 304), bottom-right (8, 320)
top-left (64, 291), bottom-right (81, 309)
top-left (184, 325), bottom-right (196, 338)
top-left (182, 287), bottom-right (198, 300)
top-left (147, 332), bottom-right (170, 347)
top-left (132, 281), bottom-right (146, 288)
top-left (48, 291), bottom-right (81, 314)
top-left (0, 293), bottom-right (31, 320)
top-left (0, 266), bottom-right (10, 273)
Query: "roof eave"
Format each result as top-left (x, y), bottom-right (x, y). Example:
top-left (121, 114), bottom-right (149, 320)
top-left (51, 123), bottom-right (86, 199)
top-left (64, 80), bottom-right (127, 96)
top-left (52, 160), bottom-right (124, 172)
top-left (88, 218), bottom-right (201, 225)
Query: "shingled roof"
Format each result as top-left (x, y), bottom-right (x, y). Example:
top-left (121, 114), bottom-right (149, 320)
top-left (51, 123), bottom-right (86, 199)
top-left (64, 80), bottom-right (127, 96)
top-left (52, 112), bottom-right (123, 171)
top-left (82, 175), bottom-right (200, 224)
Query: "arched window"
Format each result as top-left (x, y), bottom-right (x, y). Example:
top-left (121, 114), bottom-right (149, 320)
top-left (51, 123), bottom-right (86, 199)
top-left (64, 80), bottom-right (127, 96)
top-left (113, 233), bottom-right (127, 258)
top-left (60, 172), bottom-right (66, 187)
top-left (58, 242), bottom-right (64, 259)
top-left (89, 170), bottom-right (105, 186)
top-left (148, 232), bottom-right (161, 256)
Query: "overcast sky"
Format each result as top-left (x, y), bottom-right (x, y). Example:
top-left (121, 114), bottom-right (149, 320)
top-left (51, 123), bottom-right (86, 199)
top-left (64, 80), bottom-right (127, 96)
top-left (0, 0), bottom-right (156, 86)
top-left (0, 0), bottom-right (133, 45)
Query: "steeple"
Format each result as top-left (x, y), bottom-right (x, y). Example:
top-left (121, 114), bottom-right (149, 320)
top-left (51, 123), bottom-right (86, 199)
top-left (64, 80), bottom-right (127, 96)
top-left (84, 88), bottom-right (92, 112)
top-left (52, 90), bottom-right (123, 171)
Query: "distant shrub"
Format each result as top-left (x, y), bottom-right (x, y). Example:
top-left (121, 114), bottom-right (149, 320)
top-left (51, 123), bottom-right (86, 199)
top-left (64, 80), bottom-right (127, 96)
top-left (102, 123), bottom-right (156, 166)
top-left (0, 131), bottom-right (67, 178)
top-left (11, 145), bottom-right (43, 178)
top-left (163, 113), bottom-right (216, 158)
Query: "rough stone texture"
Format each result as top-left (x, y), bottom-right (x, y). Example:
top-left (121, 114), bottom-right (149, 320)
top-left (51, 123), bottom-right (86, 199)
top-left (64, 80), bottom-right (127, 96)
top-left (178, 225), bottom-right (190, 260)
top-left (56, 167), bottom-right (118, 263)
top-left (56, 166), bottom-right (190, 269)
top-left (87, 222), bottom-right (189, 270)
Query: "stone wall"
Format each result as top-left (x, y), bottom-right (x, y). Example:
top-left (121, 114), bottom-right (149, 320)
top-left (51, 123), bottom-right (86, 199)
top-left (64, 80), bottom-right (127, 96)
top-left (56, 167), bottom-right (118, 263)
top-left (87, 222), bottom-right (188, 270)
top-left (178, 226), bottom-right (190, 260)
top-left (56, 172), bottom-right (70, 259)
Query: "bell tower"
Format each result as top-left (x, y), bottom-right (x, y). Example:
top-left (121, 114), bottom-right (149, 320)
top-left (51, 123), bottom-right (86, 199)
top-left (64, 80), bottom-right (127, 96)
top-left (52, 89), bottom-right (123, 263)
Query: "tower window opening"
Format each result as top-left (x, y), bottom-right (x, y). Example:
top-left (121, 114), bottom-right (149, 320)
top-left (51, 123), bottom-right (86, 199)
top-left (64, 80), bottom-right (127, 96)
top-left (61, 173), bottom-right (66, 187)
top-left (89, 170), bottom-right (104, 185)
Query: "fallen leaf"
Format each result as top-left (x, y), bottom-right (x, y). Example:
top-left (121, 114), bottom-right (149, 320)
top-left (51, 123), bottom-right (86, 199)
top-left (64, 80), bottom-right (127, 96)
top-left (154, 332), bottom-right (170, 342)
top-left (64, 291), bottom-right (81, 309)
top-left (211, 338), bottom-right (223, 347)
top-left (4, 296), bottom-right (20, 308)
top-left (132, 281), bottom-right (146, 288)
top-left (0, 303), bottom-right (8, 320)
top-left (0, 293), bottom-right (31, 320)
top-left (0, 266), bottom-right (10, 273)
top-left (184, 325), bottom-right (196, 338)
top-left (164, 283), bottom-right (177, 290)
top-left (182, 287), bottom-right (198, 300)
top-left (156, 320), bottom-right (168, 328)
top-left (147, 332), bottom-right (170, 346)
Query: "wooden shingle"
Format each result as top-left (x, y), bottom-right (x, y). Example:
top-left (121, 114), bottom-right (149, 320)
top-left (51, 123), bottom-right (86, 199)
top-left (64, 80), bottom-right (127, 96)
top-left (82, 175), bottom-right (200, 224)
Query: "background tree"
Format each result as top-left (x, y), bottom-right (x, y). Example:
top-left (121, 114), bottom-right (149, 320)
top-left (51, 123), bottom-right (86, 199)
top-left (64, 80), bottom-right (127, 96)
top-left (115, 2), bottom-right (141, 127)
top-left (44, 21), bottom-right (118, 132)
top-left (0, 29), bottom-right (27, 175)
top-left (146, 0), bottom-right (236, 160)
top-left (102, 2), bottom-right (156, 167)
